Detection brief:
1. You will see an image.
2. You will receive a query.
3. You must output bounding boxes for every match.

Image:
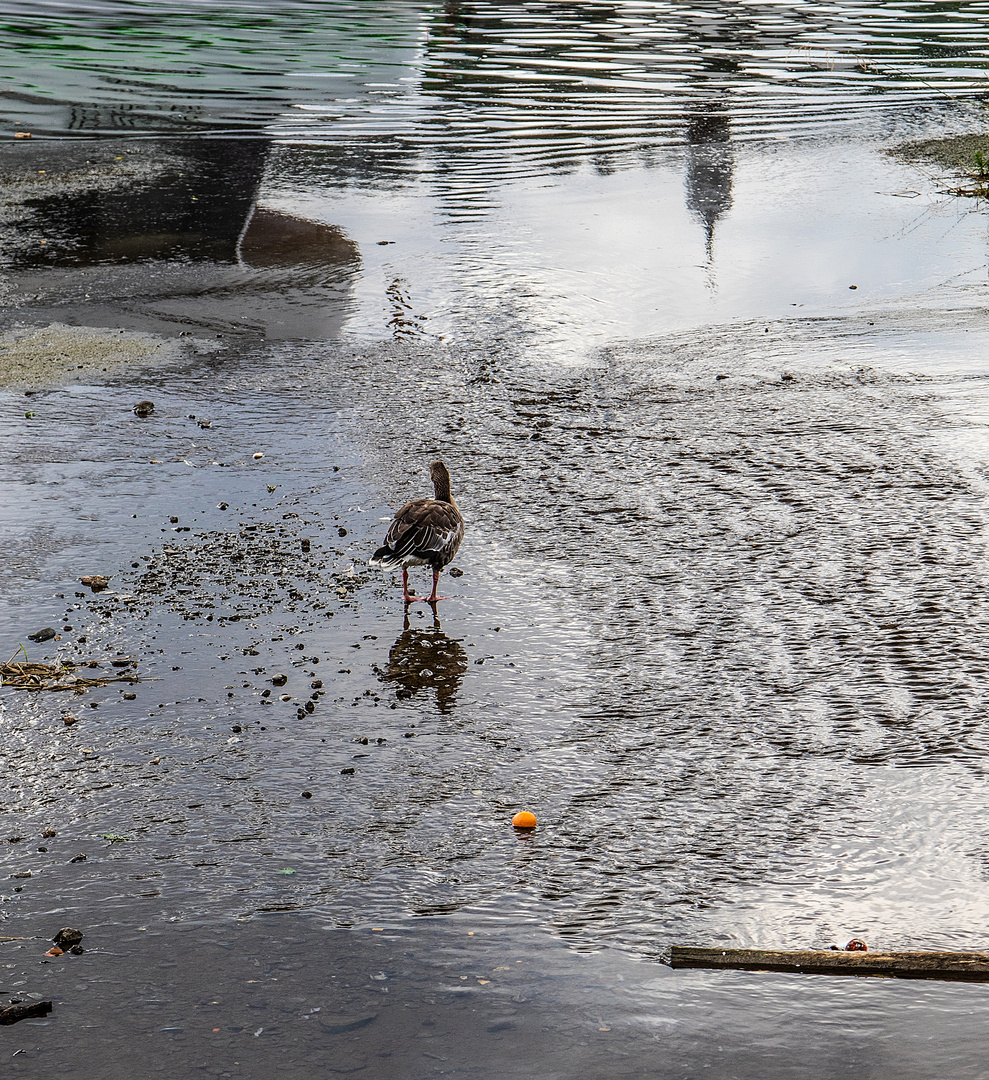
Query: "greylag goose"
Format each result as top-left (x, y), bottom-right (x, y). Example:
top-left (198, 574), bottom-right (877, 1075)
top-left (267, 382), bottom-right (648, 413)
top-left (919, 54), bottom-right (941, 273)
top-left (369, 460), bottom-right (464, 604)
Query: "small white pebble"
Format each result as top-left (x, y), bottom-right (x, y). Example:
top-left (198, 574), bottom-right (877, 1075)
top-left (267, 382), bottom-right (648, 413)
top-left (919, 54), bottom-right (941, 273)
top-left (253, 452), bottom-right (264, 460)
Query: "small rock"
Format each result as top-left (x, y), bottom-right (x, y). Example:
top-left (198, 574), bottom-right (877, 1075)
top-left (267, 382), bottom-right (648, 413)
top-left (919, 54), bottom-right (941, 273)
top-left (79, 575), bottom-right (111, 592)
top-left (42, 829), bottom-right (56, 838)
top-left (301, 539), bottom-right (311, 552)
top-left (69, 853), bottom-right (86, 863)
top-left (448, 567), bottom-right (464, 578)
top-left (122, 692), bottom-right (136, 700)
top-left (27, 627), bottom-right (56, 643)
top-left (62, 716), bottom-right (78, 727)
top-left (301, 791), bottom-right (313, 799)
top-left (133, 400), bottom-right (155, 417)
top-left (53, 928), bottom-right (83, 949)
top-left (271, 674), bottom-right (288, 686)
top-left (340, 767), bottom-right (355, 775)
top-left (14, 131), bottom-right (32, 139)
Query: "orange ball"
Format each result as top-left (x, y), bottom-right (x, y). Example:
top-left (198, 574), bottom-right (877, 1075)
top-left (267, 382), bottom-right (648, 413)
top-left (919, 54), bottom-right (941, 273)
top-left (512, 811), bottom-right (537, 829)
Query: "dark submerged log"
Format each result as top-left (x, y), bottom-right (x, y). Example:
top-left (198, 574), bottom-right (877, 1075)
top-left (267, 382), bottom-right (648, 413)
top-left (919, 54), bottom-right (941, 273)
top-left (0, 1000), bottom-right (53, 1025)
top-left (669, 946), bottom-right (989, 982)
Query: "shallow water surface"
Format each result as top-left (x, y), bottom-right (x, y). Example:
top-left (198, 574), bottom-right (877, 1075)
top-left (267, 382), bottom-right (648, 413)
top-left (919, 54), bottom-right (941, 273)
top-left (4, 3), bottom-right (989, 1078)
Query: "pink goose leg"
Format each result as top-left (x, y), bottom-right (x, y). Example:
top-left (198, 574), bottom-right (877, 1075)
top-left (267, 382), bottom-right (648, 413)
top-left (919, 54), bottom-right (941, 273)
top-left (426, 569), bottom-right (446, 603)
top-left (402, 567), bottom-right (430, 605)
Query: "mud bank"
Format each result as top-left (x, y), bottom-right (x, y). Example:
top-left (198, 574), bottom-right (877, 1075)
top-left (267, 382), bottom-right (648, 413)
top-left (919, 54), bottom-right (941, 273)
top-left (0, 322), bottom-right (194, 388)
top-left (891, 131), bottom-right (989, 171)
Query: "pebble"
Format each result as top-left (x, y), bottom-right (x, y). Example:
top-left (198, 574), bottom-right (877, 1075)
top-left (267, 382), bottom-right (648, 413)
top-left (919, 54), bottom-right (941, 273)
top-left (53, 927), bottom-right (84, 949)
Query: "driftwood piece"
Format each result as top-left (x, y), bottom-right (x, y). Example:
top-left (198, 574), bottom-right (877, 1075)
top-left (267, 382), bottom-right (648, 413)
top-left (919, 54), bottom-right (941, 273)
top-left (0, 659), bottom-right (139, 692)
top-left (0, 1000), bottom-right (53, 1025)
top-left (669, 946), bottom-right (989, 982)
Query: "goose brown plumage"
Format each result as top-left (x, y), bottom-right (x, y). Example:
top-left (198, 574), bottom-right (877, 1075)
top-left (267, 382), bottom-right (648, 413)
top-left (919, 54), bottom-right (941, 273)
top-left (369, 460), bottom-right (464, 604)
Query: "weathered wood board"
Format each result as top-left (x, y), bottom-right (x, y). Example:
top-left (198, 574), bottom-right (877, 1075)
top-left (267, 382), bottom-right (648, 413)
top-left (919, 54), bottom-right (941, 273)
top-left (669, 946), bottom-right (989, 982)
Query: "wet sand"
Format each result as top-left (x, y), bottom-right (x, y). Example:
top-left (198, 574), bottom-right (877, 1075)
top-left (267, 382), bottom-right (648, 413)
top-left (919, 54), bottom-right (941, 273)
top-left (0, 322), bottom-right (191, 389)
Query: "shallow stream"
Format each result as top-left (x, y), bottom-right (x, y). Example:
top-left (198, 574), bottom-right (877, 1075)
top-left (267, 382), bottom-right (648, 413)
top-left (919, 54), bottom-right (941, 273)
top-left (4, 3), bottom-right (989, 1077)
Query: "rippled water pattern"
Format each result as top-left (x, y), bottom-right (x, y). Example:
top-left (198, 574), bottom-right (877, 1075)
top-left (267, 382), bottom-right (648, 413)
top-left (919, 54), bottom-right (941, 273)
top-left (5, 323), bottom-right (989, 961)
top-left (3, 0), bottom-right (989, 152)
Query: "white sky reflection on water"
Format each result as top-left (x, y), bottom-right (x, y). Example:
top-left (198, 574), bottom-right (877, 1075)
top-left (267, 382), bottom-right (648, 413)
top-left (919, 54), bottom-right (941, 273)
top-left (263, 132), bottom-right (989, 364)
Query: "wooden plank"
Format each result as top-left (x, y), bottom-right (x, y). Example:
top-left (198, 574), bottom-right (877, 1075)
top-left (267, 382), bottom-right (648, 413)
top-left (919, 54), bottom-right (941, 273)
top-left (669, 946), bottom-right (989, 982)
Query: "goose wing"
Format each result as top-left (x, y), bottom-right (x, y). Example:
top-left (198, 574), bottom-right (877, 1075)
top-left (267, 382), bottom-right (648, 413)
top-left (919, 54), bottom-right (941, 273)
top-left (385, 498), bottom-right (464, 565)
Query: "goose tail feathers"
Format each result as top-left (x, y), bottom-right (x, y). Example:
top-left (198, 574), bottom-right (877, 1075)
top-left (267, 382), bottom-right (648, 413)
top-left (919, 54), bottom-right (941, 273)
top-left (369, 545), bottom-right (401, 569)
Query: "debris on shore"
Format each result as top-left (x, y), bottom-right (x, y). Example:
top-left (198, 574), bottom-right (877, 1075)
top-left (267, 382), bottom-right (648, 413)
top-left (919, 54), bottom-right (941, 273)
top-left (0, 1000), bottom-right (53, 1025)
top-left (0, 656), bottom-right (139, 692)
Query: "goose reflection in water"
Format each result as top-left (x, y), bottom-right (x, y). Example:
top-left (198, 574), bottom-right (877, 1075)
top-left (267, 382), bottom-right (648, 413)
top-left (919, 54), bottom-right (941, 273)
top-left (375, 610), bottom-right (468, 714)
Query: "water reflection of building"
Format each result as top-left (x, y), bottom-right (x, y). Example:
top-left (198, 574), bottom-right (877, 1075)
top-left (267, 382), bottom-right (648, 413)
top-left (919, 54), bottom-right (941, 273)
top-left (434, 2), bottom-right (745, 269)
top-left (376, 610), bottom-right (468, 714)
top-left (684, 101), bottom-right (734, 269)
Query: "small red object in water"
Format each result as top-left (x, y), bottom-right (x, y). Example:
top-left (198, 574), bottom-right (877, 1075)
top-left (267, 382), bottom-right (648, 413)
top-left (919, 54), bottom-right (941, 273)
top-left (845, 939), bottom-right (868, 952)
